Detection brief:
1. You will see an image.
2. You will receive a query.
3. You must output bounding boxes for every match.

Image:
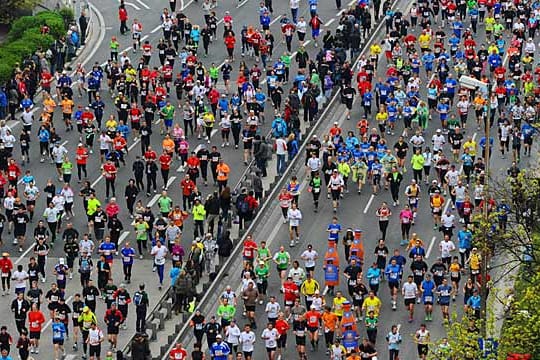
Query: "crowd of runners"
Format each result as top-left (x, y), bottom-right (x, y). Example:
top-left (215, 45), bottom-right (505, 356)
top-left (0, 0), bottom-right (537, 357)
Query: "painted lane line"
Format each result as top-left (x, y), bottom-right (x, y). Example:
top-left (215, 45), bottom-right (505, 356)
top-left (270, 15), bottom-right (283, 26)
top-left (182, 0), bottom-right (195, 10)
top-left (237, 0), bottom-right (249, 7)
top-left (128, 138), bottom-right (141, 151)
top-left (147, 194), bottom-right (161, 207)
top-left (135, 0), bottom-right (151, 9)
top-left (426, 236), bottom-right (437, 259)
top-left (363, 194), bottom-right (375, 214)
top-left (326, 18), bottom-right (336, 26)
top-left (166, 176), bottom-right (177, 188)
top-left (118, 231), bottom-right (131, 245)
top-left (123, 2), bottom-right (141, 10)
top-left (151, 24), bottom-right (162, 34)
top-left (15, 246), bottom-right (34, 265)
top-left (91, 174), bottom-right (103, 188)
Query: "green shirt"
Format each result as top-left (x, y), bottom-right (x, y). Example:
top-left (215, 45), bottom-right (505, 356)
top-left (255, 265), bottom-right (269, 281)
top-left (135, 222), bottom-right (149, 241)
top-left (62, 161), bottom-right (73, 174)
top-left (209, 66), bottom-right (219, 79)
top-left (161, 105), bottom-right (175, 120)
top-left (365, 316), bottom-right (378, 329)
top-left (192, 204), bottom-right (206, 221)
top-left (217, 304), bottom-right (236, 320)
top-left (280, 54), bottom-right (291, 67)
top-left (274, 252), bottom-right (290, 270)
top-left (257, 247), bottom-right (271, 261)
top-left (158, 196), bottom-right (173, 213)
top-left (411, 154), bottom-right (424, 171)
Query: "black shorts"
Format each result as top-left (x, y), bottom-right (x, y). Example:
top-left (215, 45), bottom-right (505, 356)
top-left (296, 336), bottom-right (306, 345)
top-left (245, 305), bottom-right (256, 312)
top-left (55, 162), bottom-right (62, 168)
top-left (53, 338), bottom-right (64, 345)
top-left (308, 326), bottom-right (318, 333)
top-left (73, 318), bottom-right (80, 327)
top-left (30, 331), bottom-right (41, 339)
top-left (277, 334), bottom-right (287, 348)
top-left (107, 326), bottom-right (119, 335)
top-left (331, 189), bottom-right (341, 200)
top-left (418, 344), bottom-right (428, 355)
top-left (89, 344), bottom-right (101, 357)
top-left (404, 298), bottom-right (416, 306)
top-left (524, 137), bottom-right (533, 145)
top-left (388, 281), bottom-right (399, 290)
top-left (306, 266), bottom-right (315, 273)
top-left (266, 346), bottom-right (277, 353)
top-left (243, 351), bottom-right (253, 358)
top-left (26, 200), bottom-right (35, 207)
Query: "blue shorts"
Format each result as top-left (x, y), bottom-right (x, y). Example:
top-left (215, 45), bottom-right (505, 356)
top-left (165, 119), bottom-right (173, 128)
top-left (312, 28), bottom-right (320, 37)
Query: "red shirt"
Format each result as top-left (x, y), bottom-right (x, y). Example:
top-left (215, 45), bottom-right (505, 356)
top-left (224, 35), bottom-right (236, 49)
top-left (7, 163), bottom-right (21, 181)
top-left (119, 8), bottom-right (128, 21)
top-left (242, 240), bottom-right (257, 259)
top-left (275, 319), bottom-right (290, 335)
top-left (159, 154), bottom-right (172, 170)
top-left (41, 72), bottom-right (53, 89)
top-left (76, 148), bottom-right (89, 165)
top-left (169, 348), bottom-right (188, 359)
top-left (305, 310), bottom-right (322, 328)
top-left (186, 156), bottom-right (200, 169)
top-left (113, 136), bottom-right (127, 151)
top-left (103, 163), bottom-right (117, 180)
top-left (180, 179), bottom-right (195, 196)
top-left (0, 257), bottom-right (13, 274)
top-left (282, 281), bottom-right (298, 303)
top-left (144, 150), bottom-right (157, 161)
top-left (28, 311), bottom-right (45, 332)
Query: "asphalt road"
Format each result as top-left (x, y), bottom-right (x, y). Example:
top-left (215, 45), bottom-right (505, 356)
top-left (170, 6), bottom-right (533, 360)
top-left (0, 0), bottom-right (364, 358)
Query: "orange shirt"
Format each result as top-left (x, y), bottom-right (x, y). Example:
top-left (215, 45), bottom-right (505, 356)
top-left (321, 311), bottom-right (338, 331)
top-left (216, 163), bottom-right (230, 181)
top-left (162, 138), bottom-right (175, 154)
top-left (61, 99), bottom-right (74, 114)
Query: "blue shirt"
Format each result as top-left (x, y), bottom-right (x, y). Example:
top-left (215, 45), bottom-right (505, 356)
top-left (99, 242), bottom-right (116, 261)
top-left (327, 223), bottom-right (341, 241)
top-left (437, 284), bottom-right (452, 304)
top-left (385, 264), bottom-right (401, 282)
top-left (52, 322), bottom-right (66, 340)
top-left (121, 247), bottom-right (135, 264)
top-left (458, 230), bottom-right (472, 249)
top-left (210, 342), bottom-right (231, 360)
top-left (467, 295), bottom-right (481, 309)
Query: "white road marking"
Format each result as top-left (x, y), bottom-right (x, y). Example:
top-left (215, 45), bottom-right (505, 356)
top-left (270, 15), bottom-right (283, 26)
top-left (363, 194), bottom-right (375, 213)
top-left (91, 174), bottom-right (103, 188)
top-left (128, 138), bottom-right (141, 151)
top-left (237, 0), bottom-right (249, 7)
top-left (147, 194), bottom-right (161, 207)
top-left (182, 0), bottom-right (195, 10)
top-left (15, 246), bottom-right (34, 265)
top-left (291, 40), bottom-right (312, 57)
top-left (118, 231), bottom-right (131, 245)
top-left (135, 0), bottom-right (150, 9)
top-left (123, 2), bottom-right (141, 10)
top-left (426, 236), bottom-right (437, 259)
top-left (151, 24), bottom-right (162, 33)
top-left (326, 18), bottom-right (335, 26)
top-left (166, 176), bottom-right (177, 188)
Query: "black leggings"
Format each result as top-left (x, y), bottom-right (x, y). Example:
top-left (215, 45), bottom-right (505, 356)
top-left (82, 330), bottom-right (89, 354)
top-left (123, 263), bottom-right (132, 280)
top-left (379, 220), bottom-right (389, 240)
top-left (137, 240), bottom-right (147, 255)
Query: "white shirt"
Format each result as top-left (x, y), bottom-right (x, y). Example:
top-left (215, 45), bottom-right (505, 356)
top-left (441, 214), bottom-right (455, 228)
top-left (43, 207), bottom-right (59, 223)
top-left (12, 270), bottom-right (28, 289)
top-left (275, 138), bottom-right (288, 155)
top-left (307, 157), bottom-right (321, 171)
top-left (432, 134), bottom-right (446, 151)
top-left (287, 208), bottom-right (302, 226)
top-left (300, 249), bottom-right (318, 268)
top-left (79, 239), bottom-right (94, 254)
top-left (52, 146), bottom-right (68, 163)
top-left (265, 302), bottom-right (281, 319)
top-left (151, 245), bottom-right (168, 265)
top-left (88, 327), bottom-right (104, 346)
top-left (402, 281), bottom-right (418, 299)
top-left (445, 170), bottom-right (460, 186)
top-left (440, 240), bottom-right (456, 258)
top-left (240, 331), bottom-right (256, 352)
top-left (290, 0), bottom-right (299, 9)
top-left (225, 325), bottom-right (241, 345)
top-left (60, 187), bottom-right (74, 203)
top-left (261, 328), bottom-right (279, 348)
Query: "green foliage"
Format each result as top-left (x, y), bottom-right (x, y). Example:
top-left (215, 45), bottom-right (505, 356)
top-left (0, 10), bottom-right (67, 84)
top-left (57, 7), bottom-right (75, 29)
top-left (0, 0), bottom-right (41, 24)
top-left (498, 271), bottom-right (540, 358)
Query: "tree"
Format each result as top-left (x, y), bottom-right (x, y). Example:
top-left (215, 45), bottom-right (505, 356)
top-left (427, 314), bottom-right (497, 360)
top-left (498, 273), bottom-right (540, 357)
top-left (0, 0), bottom-right (41, 24)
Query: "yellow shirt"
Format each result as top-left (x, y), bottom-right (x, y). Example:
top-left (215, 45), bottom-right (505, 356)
top-left (485, 17), bottom-right (495, 31)
top-left (43, 98), bottom-right (56, 113)
top-left (362, 297), bottom-right (382, 316)
top-left (463, 141), bottom-right (477, 156)
top-left (61, 99), bottom-right (74, 114)
top-left (375, 111), bottom-right (388, 124)
top-left (332, 296), bottom-right (347, 317)
top-left (418, 34), bottom-right (431, 48)
top-left (125, 67), bottom-right (137, 82)
top-left (370, 44), bottom-right (381, 56)
top-left (300, 279), bottom-right (320, 296)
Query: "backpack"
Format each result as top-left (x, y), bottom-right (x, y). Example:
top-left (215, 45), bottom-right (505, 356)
top-left (79, 258), bottom-right (91, 273)
top-left (133, 291), bottom-right (143, 306)
top-left (237, 196), bottom-right (249, 213)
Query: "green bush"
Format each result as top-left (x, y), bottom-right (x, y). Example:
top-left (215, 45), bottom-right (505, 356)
top-left (22, 28), bottom-right (55, 51)
top-left (0, 10), bottom-right (68, 84)
top-left (9, 11), bottom-right (65, 40)
top-left (58, 7), bottom-right (75, 28)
